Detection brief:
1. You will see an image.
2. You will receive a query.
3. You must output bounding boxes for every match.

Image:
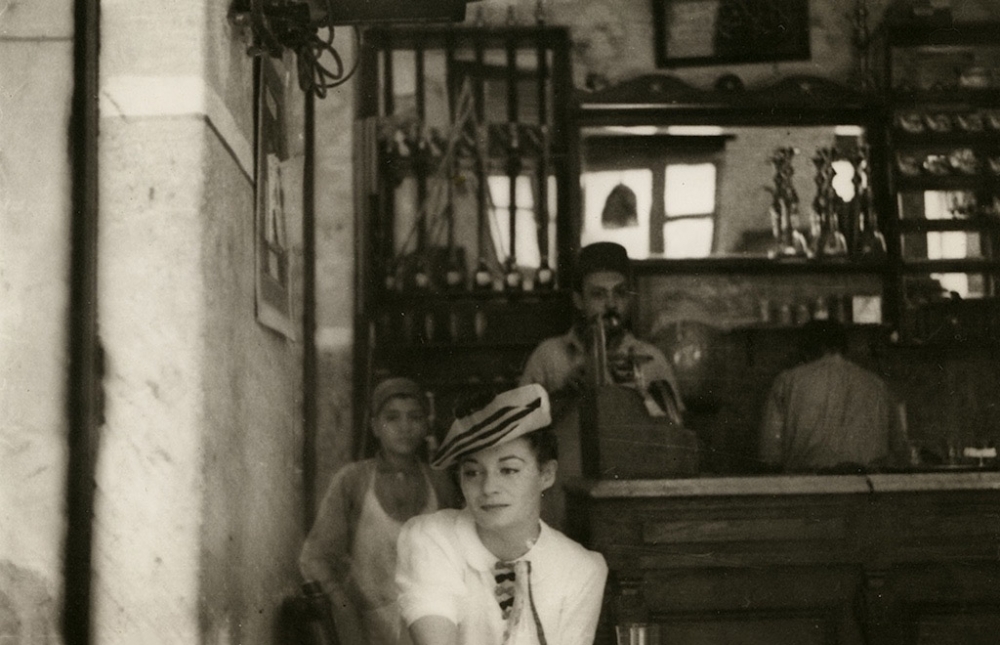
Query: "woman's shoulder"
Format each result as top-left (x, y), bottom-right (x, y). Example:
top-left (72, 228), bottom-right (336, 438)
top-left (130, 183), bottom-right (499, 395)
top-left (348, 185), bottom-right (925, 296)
top-left (400, 507), bottom-right (464, 538)
top-left (540, 524), bottom-right (608, 574)
top-left (397, 509), bottom-right (469, 564)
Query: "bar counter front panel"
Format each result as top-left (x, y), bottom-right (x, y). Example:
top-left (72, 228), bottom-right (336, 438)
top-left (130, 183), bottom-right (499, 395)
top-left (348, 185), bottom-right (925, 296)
top-left (565, 473), bottom-right (1000, 645)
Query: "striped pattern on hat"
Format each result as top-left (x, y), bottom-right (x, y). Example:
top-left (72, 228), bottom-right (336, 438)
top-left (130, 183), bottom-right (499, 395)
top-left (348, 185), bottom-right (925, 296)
top-left (431, 384), bottom-right (551, 469)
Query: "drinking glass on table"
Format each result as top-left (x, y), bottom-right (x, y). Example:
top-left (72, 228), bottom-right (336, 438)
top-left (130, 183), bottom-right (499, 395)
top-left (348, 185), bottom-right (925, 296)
top-left (616, 623), bottom-right (660, 645)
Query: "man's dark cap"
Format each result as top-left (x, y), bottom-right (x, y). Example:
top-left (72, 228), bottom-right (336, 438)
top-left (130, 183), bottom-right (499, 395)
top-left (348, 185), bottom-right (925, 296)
top-left (575, 242), bottom-right (631, 289)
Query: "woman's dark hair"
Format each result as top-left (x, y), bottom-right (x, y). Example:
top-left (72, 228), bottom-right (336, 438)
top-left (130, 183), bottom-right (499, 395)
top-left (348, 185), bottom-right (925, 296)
top-left (452, 386), bottom-right (501, 419)
top-left (525, 426), bottom-right (558, 464)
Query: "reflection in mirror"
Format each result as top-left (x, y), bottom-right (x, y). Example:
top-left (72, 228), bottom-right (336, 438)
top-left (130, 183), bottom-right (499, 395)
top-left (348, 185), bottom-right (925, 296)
top-left (897, 189), bottom-right (978, 221)
top-left (580, 124), bottom-right (870, 259)
top-left (897, 189), bottom-right (995, 300)
top-left (904, 272), bottom-right (992, 303)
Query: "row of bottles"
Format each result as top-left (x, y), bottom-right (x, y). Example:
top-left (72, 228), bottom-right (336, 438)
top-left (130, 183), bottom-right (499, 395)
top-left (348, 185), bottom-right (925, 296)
top-left (758, 294), bottom-right (875, 327)
top-left (384, 253), bottom-right (555, 294)
top-left (374, 292), bottom-right (570, 346)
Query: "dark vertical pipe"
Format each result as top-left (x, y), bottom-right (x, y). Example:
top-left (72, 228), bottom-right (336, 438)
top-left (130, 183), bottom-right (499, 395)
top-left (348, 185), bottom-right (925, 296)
top-left (64, 0), bottom-right (100, 643)
top-left (415, 47), bottom-right (427, 252)
top-left (354, 33), bottom-right (381, 458)
top-left (357, 29), bottom-right (380, 119)
top-left (535, 33), bottom-right (549, 261)
top-left (382, 41), bottom-right (397, 284)
top-left (550, 29), bottom-right (573, 280)
top-left (383, 42), bottom-right (395, 116)
top-left (445, 33), bottom-right (455, 250)
top-left (301, 90), bottom-right (318, 528)
top-left (474, 40), bottom-right (487, 260)
top-left (506, 35), bottom-right (519, 265)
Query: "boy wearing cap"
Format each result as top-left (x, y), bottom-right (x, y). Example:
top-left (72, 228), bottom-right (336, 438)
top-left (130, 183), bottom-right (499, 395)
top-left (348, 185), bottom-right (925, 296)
top-left (396, 384), bottom-right (608, 645)
top-left (519, 241), bottom-right (684, 527)
top-left (300, 377), bottom-right (457, 645)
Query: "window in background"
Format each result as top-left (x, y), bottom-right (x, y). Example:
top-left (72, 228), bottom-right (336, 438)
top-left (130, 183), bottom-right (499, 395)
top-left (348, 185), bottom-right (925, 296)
top-left (581, 133), bottom-right (726, 259)
top-left (581, 169), bottom-right (654, 259)
top-left (663, 162), bottom-right (716, 258)
top-left (487, 174), bottom-right (557, 269)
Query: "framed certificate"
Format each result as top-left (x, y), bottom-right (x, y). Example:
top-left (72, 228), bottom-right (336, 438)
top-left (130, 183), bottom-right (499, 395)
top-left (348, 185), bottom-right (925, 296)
top-left (653, 0), bottom-right (811, 68)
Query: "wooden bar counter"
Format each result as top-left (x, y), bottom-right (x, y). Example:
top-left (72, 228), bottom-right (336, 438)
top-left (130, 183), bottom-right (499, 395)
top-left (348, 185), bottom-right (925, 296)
top-left (564, 472), bottom-right (1000, 645)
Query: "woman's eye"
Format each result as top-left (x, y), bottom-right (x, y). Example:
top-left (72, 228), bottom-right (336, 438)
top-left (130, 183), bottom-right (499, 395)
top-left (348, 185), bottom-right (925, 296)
top-left (500, 467), bottom-right (519, 475)
top-left (461, 469), bottom-right (479, 479)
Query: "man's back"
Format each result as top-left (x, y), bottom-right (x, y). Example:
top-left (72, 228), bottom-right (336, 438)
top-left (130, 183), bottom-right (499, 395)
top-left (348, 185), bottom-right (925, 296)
top-left (759, 354), bottom-right (898, 472)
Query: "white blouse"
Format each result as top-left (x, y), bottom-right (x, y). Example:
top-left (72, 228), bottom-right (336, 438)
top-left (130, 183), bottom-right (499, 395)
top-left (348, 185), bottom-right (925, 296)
top-left (395, 508), bottom-right (608, 645)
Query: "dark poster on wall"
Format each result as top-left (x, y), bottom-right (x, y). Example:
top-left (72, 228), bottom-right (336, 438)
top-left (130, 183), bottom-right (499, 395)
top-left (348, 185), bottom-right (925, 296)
top-left (653, 0), bottom-right (811, 67)
top-left (255, 57), bottom-right (296, 339)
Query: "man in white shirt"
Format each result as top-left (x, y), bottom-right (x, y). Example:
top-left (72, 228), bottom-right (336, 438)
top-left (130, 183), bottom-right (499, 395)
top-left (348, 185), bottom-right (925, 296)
top-left (759, 320), bottom-right (909, 472)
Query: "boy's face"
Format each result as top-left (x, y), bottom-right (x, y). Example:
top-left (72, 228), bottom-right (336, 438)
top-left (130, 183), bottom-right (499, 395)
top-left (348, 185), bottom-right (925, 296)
top-left (373, 396), bottom-right (428, 458)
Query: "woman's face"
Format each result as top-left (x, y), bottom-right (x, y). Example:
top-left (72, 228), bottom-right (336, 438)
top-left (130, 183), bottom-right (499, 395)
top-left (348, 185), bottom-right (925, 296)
top-left (459, 437), bottom-right (556, 534)
top-left (373, 396), bottom-right (428, 458)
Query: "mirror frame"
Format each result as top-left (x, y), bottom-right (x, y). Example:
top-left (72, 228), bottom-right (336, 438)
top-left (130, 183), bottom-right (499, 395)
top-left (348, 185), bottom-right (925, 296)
top-left (570, 73), bottom-right (888, 270)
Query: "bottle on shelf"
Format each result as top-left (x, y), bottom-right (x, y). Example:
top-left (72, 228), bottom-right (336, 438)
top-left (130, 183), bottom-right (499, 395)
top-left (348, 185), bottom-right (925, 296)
top-left (502, 256), bottom-right (523, 292)
top-left (472, 258), bottom-right (493, 291)
top-left (412, 257), bottom-right (432, 291)
top-left (445, 252), bottom-right (466, 290)
top-left (535, 256), bottom-right (555, 290)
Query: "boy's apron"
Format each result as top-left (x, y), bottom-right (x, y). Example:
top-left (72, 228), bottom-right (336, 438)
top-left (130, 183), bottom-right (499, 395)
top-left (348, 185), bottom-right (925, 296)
top-left (350, 468), bottom-right (438, 645)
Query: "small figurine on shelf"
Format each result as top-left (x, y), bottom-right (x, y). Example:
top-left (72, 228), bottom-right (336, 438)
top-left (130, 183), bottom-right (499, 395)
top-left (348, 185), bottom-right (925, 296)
top-left (851, 145), bottom-right (887, 258)
top-left (811, 147), bottom-right (848, 258)
top-left (766, 146), bottom-right (809, 258)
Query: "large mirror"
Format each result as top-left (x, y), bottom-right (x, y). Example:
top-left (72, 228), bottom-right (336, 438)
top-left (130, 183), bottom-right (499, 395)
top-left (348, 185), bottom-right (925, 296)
top-left (574, 75), bottom-right (882, 261)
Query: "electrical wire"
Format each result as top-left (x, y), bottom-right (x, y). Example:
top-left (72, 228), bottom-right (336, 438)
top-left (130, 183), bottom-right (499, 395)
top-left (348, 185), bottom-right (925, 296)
top-left (294, 24), bottom-right (360, 98)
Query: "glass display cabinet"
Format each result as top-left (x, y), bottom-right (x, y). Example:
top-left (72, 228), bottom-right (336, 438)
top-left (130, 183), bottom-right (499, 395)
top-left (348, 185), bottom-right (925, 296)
top-left (353, 23), bottom-right (574, 453)
top-left (875, 20), bottom-right (1000, 344)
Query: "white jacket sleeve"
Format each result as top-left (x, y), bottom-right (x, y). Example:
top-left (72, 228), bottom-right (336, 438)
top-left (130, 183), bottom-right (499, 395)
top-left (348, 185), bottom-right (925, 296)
top-left (554, 551), bottom-right (608, 645)
top-left (395, 514), bottom-right (465, 627)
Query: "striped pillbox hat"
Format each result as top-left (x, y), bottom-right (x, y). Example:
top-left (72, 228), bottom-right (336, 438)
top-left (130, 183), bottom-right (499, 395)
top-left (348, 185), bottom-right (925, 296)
top-left (431, 384), bottom-right (552, 469)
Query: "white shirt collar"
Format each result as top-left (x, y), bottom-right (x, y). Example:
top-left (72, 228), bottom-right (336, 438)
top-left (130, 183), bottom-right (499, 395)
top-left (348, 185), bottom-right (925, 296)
top-left (454, 507), bottom-right (553, 571)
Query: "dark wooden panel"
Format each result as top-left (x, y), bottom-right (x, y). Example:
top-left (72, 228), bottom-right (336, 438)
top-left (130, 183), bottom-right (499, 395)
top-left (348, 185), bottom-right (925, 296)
top-left (643, 516), bottom-right (845, 544)
top-left (912, 611), bottom-right (1000, 645)
top-left (656, 614), bottom-right (838, 645)
top-left (574, 484), bottom-right (1000, 645)
top-left (644, 566), bottom-right (861, 612)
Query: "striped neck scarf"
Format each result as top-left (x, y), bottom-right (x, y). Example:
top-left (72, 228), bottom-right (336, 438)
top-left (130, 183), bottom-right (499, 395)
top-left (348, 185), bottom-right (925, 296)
top-left (493, 560), bottom-right (547, 645)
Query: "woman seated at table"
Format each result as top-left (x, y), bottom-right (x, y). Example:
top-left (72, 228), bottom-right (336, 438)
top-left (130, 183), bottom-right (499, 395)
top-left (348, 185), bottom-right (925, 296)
top-left (395, 384), bottom-right (608, 645)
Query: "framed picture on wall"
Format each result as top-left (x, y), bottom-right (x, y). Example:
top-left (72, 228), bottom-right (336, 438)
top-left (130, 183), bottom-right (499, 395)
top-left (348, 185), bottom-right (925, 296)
top-left (255, 57), bottom-right (297, 339)
top-left (652, 0), bottom-right (811, 68)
